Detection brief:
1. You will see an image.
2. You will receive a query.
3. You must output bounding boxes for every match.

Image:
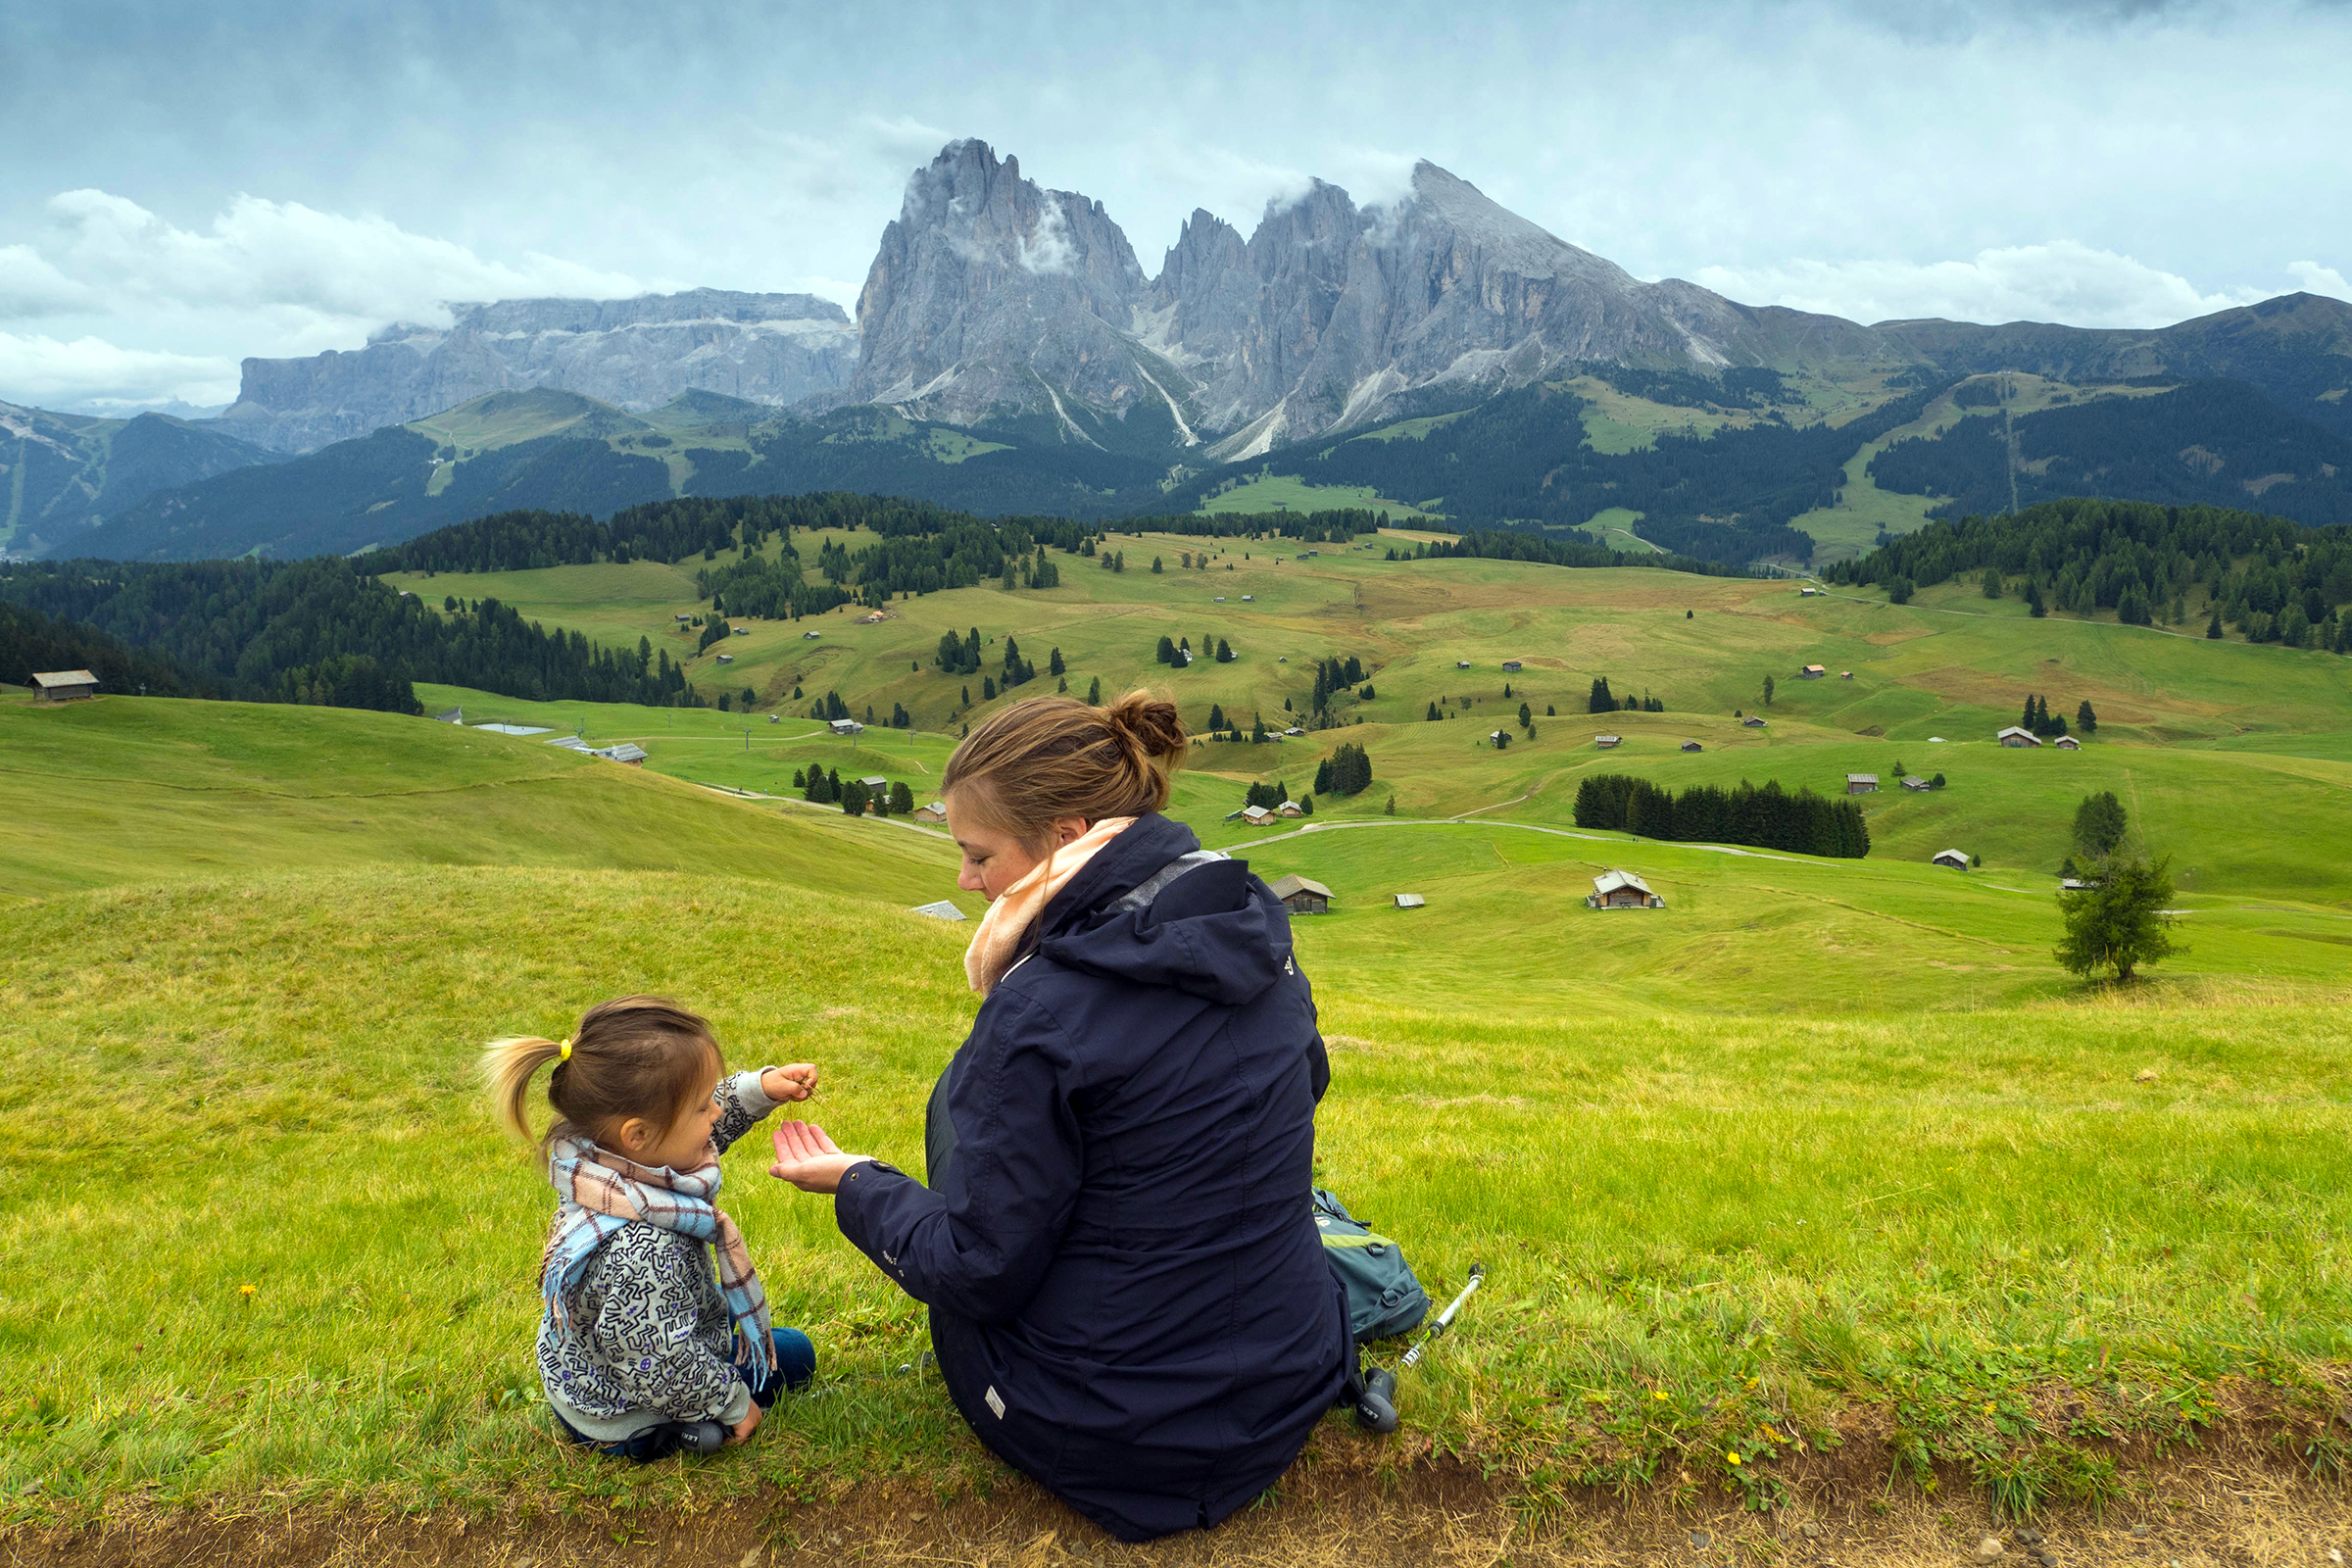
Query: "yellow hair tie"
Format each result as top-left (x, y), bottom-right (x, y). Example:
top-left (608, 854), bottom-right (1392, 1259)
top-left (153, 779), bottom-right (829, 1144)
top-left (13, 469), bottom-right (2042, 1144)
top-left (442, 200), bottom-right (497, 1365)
top-left (559, 1037), bottom-right (573, 1061)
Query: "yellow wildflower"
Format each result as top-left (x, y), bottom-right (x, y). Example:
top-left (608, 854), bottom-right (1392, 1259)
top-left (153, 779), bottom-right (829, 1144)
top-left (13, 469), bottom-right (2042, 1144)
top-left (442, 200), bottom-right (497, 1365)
top-left (1727, 1451), bottom-right (1741, 1465)
top-left (239, 1284), bottom-right (257, 1298)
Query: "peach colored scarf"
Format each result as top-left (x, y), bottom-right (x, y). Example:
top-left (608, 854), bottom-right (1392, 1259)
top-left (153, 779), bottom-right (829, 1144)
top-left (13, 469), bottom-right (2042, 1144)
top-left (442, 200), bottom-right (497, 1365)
top-left (964, 816), bottom-right (1136, 995)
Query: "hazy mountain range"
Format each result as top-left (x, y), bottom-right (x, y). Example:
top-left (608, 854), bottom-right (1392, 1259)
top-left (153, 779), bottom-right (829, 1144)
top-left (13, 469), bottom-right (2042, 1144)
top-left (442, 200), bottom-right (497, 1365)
top-left (6, 138), bottom-right (2349, 564)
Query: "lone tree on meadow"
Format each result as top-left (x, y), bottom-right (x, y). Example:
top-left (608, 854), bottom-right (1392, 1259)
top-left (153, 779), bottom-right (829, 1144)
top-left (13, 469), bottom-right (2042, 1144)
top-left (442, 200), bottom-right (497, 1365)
top-left (2055, 856), bottom-right (2182, 982)
top-left (2073, 790), bottom-right (2128, 857)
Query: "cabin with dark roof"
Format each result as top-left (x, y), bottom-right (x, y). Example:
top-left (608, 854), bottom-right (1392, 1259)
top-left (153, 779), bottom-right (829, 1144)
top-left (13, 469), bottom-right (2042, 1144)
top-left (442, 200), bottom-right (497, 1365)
top-left (1266, 874), bottom-right (1332, 914)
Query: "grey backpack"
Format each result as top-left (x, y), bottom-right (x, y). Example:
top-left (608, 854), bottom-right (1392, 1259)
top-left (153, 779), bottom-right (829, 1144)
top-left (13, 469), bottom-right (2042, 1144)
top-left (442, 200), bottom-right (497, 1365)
top-left (1313, 1188), bottom-right (1430, 1343)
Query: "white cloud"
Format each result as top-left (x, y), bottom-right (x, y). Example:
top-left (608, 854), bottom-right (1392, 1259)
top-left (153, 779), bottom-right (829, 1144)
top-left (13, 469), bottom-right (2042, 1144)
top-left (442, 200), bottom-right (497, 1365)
top-left (2287, 261), bottom-right (2352, 302)
top-left (0, 189), bottom-right (648, 408)
top-left (1687, 241), bottom-right (2271, 328)
top-left (26, 189), bottom-right (642, 327)
top-left (1015, 197), bottom-right (1075, 274)
top-left (0, 332), bottom-right (239, 408)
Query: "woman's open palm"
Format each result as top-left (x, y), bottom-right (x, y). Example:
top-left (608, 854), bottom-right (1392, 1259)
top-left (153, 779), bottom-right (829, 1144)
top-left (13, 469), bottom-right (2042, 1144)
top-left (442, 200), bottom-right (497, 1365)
top-left (769, 1120), bottom-right (869, 1194)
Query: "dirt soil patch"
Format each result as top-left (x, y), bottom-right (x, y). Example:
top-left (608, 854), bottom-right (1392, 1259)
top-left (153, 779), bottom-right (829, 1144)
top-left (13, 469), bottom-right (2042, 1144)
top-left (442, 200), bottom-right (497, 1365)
top-left (12, 1452), bottom-right (2349, 1568)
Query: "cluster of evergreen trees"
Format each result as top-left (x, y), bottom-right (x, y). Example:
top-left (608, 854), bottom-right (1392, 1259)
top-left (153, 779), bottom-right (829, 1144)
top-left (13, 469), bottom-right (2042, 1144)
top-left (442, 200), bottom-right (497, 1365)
top-left (1825, 498), bottom-right (2352, 651)
top-left (1242, 778), bottom-right (1298, 810)
top-left (2014, 694), bottom-right (2072, 738)
top-left (1315, 741), bottom-right (1374, 796)
top-left (0, 558), bottom-right (702, 713)
top-left (794, 765), bottom-right (916, 817)
top-left (1388, 528), bottom-right (1748, 578)
top-left (1309, 655), bottom-right (1367, 717)
top-left (1587, 676), bottom-right (1663, 713)
top-left (0, 599), bottom-right (197, 697)
top-left (1573, 773), bottom-right (1871, 858)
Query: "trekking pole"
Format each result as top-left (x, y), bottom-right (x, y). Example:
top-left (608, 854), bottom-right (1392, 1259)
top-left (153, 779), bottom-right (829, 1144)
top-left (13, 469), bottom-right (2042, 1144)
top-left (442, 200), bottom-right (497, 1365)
top-left (1355, 1263), bottom-right (1484, 1433)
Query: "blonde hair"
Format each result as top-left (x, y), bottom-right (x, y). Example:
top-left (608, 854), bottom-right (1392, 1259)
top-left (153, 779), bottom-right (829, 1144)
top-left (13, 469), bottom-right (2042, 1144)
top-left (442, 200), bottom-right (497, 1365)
top-left (944, 691), bottom-right (1187, 845)
top-left (482, 996), bottom-right (723, 1151)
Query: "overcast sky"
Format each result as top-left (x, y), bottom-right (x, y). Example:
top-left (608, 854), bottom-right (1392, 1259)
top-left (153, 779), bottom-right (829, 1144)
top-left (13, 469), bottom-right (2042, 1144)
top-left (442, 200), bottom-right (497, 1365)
top-left (4, 0), bottom-right (2347, 413)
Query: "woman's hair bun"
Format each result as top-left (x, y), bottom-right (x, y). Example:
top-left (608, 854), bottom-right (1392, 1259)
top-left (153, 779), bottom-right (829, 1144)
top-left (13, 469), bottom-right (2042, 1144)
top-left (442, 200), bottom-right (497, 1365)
top-left (1104, 690), bottom-right (1188, 762)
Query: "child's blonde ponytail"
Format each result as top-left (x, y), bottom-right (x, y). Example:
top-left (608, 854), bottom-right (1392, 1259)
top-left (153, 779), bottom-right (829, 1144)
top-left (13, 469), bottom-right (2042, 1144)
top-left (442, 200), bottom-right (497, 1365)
top-left (482, 999), bottom-right (722, 1154)
top-left (483, 1035), bottom-right (565, 1143)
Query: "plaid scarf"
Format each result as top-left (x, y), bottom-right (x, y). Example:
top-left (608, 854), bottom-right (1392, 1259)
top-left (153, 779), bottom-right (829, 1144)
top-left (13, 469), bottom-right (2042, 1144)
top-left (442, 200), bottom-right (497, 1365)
top-left (540, 1135), bottom-right (774, 1385)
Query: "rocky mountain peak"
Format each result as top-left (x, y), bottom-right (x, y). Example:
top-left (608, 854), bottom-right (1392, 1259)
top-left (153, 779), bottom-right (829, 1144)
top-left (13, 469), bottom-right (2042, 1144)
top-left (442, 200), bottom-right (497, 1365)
top-left (851, 140), bottom-right (1152, 429)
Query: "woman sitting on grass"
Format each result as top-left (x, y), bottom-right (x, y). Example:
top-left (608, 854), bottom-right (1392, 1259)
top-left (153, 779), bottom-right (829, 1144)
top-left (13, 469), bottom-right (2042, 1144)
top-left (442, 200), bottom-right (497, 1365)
top-left (485, 997), bottom-right (821, 1461)
top-left (766, 693), bottom-right (1348, 1542)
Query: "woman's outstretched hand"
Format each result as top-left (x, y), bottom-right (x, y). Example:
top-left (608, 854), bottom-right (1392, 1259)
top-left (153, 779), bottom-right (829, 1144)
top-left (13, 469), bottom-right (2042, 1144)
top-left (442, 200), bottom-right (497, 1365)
top-left (768, 1120), bottom-right (871, 1195)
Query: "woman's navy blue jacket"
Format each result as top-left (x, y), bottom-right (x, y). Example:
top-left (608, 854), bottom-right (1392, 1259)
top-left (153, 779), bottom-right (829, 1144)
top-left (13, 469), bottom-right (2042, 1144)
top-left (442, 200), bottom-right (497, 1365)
top-left (833, 812), bottom-right (1348, 1541)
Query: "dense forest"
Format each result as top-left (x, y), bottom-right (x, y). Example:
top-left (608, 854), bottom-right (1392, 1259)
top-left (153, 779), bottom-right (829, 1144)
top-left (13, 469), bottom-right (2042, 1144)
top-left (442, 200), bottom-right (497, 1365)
top-left (1574, 772), bottom-right (1872, 858)
top-left (1390, 528), bottom-right (1751, 578)
top-left (0, 558), bottom-right (704, 712)
top-left (0, 598), bottom-right (201, 696)
top-left (1234, 377), bottom-right (1953, 564)
top-left (1826, 497), bottom-right (2352, 650)
top-left (1867, 380), bottom-right (2352, 528)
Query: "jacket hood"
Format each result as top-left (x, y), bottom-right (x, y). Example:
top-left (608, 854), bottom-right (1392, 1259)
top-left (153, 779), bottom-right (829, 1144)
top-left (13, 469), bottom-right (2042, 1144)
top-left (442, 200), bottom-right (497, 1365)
top-left (1034, 813), bottom-right (1295, 1006)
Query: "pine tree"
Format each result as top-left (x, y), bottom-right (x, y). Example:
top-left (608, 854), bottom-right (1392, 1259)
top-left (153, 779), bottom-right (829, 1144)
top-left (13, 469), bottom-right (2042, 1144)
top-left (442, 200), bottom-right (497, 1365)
top-left (1087, 676), bottom-right (1102, 705)
top-left (983, 676), bottom-right (996, 700)
top-left (791, 767), bottom-right (806, 789)
top-left (1152, 557), bottom-right (1163, 573)
top-left (1426, 701), bottom-right (1440, 721)
top-left (1518, 701), bottom-right (1532, 727)
top-left (1208, 702), bottom-right (1227, 731)
top-left (1049, 647), bottom-right (1065, 677)
top-left (2206, 607), bottom-right (2224, 639)
top-left (1314, 757), bottom-right (1333, 794)
top-left (842, 778), bottom-right (870, 817)
top-left (890, 781), bottom-right (914, 813)
top-left (1588, 676), bottom-right (1615, 713)
top-left (1982, 566), bottom-right (2002, 599)
top-left (2026, 579), bottom-right (2047, 617)
top-left (1216, 638), bottom-right (1233, 662)
top-left (2077, 700), bottom-right (2097, 734)
top-left (1156, 635), bottom-right (1177, 665)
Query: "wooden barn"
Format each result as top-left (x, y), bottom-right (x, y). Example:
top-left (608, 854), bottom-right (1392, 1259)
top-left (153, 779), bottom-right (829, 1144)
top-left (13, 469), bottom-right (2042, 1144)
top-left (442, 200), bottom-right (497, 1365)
top-left (1932, 849), bottom-right (1970, 869)
top-left (1586, 870), bottom-right (1663, 909)
top-left (1393, 894), bottom-right (1426, 909)
top-left (1996, 726), bottom-right (2041, 747)
top-left (1741, 715), bottom-right (1769, 728)
top-left (29, 670), bottom-right (97, 702)
top-left (1846, 773), bottom-right (1879, 794)
top-left (2053, 735), bottom-right (2082, 750)
top-left (1681, 740), bottom-right (1703, 752)
top-left (1267, 874), bottom-right (1333, 914)
top-left (1594, 734), bottom-right (1622, 749)
top-left (1800, 663), bottom-right (1827, 679)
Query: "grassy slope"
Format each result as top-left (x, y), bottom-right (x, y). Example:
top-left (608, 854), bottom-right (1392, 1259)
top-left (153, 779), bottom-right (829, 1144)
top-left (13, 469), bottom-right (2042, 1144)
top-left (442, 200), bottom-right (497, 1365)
top-left (5, 868), bottom-right (2346, 1520)
top-left (0, 695), bottom-right (958, 906)
top-left (1199, 472), bottom-right (1438, 519)
top-left (6, 535), bottom-right (2352, 1523)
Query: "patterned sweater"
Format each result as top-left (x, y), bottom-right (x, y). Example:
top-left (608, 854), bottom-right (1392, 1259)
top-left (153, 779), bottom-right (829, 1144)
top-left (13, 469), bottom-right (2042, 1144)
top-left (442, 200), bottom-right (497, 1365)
top-left (538, 1068), bottom-right (785, 1442)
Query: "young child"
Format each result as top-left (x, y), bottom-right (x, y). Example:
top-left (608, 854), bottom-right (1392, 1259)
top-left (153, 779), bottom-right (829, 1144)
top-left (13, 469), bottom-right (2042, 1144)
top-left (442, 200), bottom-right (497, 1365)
top-left (483, 995), bottom-right (818, 1461)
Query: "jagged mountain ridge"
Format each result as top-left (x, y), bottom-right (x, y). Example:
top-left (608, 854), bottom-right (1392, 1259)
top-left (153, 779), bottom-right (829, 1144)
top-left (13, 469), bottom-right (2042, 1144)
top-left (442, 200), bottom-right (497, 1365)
top-left (854, 142), bottom-right (1893, 456)
top-left (220, 288), bottom-right (859, 453)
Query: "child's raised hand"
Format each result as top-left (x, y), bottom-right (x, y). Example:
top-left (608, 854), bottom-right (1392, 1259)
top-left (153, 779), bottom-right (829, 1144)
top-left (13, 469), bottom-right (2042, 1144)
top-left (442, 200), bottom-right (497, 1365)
top-left (768, 1120), bottom-right (870, 1195)
top-left (761, 1063), bottom-right (818, 1103)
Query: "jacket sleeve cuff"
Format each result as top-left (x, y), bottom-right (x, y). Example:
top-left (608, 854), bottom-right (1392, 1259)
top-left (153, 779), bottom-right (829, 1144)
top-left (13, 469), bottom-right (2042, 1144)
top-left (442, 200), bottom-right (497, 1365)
top-left (716, 1378), bottom-right (753, 1426)
top-left (733, 1068), bottom-right (785, 1115)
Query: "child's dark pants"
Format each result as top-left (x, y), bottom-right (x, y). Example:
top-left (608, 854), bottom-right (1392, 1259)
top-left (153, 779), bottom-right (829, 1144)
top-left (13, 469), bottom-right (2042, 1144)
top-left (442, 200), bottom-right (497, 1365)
top-left (559, 1328), bottom-right (816, 1462)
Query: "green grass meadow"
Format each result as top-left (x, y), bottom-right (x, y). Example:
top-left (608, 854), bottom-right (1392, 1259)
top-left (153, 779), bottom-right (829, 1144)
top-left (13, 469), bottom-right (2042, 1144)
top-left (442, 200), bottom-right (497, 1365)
top-left (6, 528), bottom-right (2352, 1528)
